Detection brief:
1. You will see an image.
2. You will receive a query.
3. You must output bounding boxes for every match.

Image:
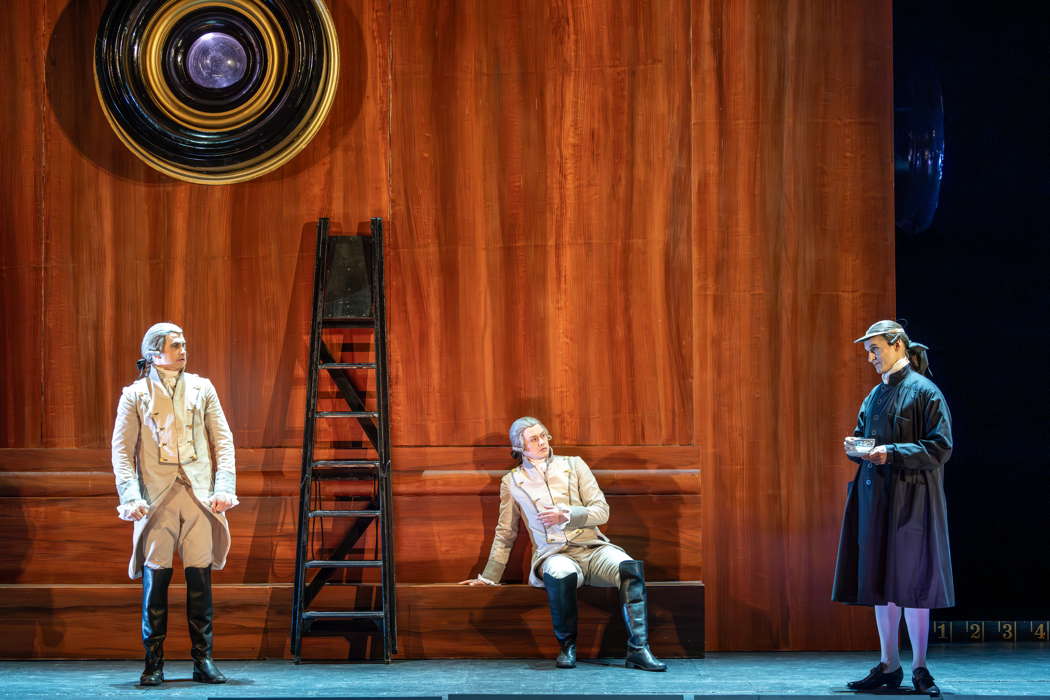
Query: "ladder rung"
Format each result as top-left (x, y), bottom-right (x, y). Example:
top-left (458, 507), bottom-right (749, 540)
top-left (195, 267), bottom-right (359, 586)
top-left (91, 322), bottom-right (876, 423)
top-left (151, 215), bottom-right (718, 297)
top-left (311, 469), bottom-right (380, 482)
top-left (321, 318), bottom-right (374, 328)
top-left (311, 460), bottom-right (381, 480)
top-left (315, 411), bottom-right (379, 418)
top-left (302, 611), bottom-right (384, 620)
top-left (320, 362), bottom-right (377, 370)
top-left (312, 460), bottom-right (380, 467)
top-left (309, 510), bottom-right (382, 518)
top-left (305, 560), bottom-right (384, 569)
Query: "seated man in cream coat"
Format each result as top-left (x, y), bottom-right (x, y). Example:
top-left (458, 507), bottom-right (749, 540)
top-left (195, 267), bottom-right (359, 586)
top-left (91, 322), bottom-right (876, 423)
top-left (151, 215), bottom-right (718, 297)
top-left (111, 323), bottom-right (238, 686)
top-left (461, 416), bottom-right (666, 671)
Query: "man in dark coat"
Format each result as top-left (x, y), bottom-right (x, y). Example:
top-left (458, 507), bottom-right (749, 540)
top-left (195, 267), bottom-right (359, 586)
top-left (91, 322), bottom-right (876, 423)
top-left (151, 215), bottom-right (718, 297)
top-left (832, 320), bottom-right (954, 696)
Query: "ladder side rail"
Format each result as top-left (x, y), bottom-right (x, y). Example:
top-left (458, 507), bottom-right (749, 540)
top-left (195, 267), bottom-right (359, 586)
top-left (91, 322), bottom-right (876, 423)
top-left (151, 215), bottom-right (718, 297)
top-left (291, 217), bottom-right (332, 659)
top-left (371, 217), bottom-right (398, 659)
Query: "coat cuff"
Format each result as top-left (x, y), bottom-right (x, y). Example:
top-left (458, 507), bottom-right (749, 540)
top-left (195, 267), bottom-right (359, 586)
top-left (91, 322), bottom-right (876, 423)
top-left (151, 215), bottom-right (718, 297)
top-left (481, 560), bottom-right (505, 583)
top-left (566, 505), bottom-right (590, 530)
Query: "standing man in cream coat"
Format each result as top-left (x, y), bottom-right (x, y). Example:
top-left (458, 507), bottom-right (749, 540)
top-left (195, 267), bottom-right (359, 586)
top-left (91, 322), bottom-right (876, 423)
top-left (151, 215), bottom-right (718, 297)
top-left (461, 417), bottom-right (666, 672)
top-left (112, 322), bottom-right (237, 686)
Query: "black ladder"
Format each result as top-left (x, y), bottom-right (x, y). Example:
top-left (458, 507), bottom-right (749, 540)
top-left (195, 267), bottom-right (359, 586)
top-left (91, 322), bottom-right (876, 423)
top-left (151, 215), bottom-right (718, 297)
top-left (291, 217), bottom-right (397, 662)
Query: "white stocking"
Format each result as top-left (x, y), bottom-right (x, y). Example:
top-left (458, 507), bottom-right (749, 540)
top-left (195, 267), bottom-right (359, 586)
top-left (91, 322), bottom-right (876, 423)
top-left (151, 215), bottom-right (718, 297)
top-left (873, 603), bottom-right (901, 670)
top-left (904, 607), bottom-right (930, 670)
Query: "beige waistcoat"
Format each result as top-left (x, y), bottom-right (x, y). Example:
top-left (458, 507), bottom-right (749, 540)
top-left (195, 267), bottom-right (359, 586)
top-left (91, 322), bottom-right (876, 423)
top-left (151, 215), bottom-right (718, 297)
top-left (481, 454), bottom-right (621, 587)
top-left (111, 369), bottom-right (236, 579)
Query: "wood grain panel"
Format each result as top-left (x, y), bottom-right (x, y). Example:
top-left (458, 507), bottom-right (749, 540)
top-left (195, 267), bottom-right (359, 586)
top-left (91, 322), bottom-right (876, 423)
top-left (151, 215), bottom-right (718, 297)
top-left (0, 493), bottom-right (698, 585)
top-left (0, 468), bottom-right (699, 497)
top-left (0, 445), bottom-right (700, 471)
top-left (35, 0), bottom-right (390, 450)
top-left (692, 0), bottom-right (891, 651)
top-left (0, 3), bottom-right (45, 448)
top-left (388, 0), bottom-right (693, 447)
top-left (1, 0), bottom-right (894, 654)
top-left (0, 582), bottom-right (702, 659)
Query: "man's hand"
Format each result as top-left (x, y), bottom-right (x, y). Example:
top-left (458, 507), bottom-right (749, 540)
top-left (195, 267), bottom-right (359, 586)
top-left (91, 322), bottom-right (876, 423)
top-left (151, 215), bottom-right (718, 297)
top-left (538, 507), bottom-right (569, 527)
top-left (210, 494), bottom-right (237, 514)
top-left (126, 503), bottom-right (149, 521)
top-left (866, 445), bottom-right (890, 465)
top-left (459, 577), bottom-right (496, 586)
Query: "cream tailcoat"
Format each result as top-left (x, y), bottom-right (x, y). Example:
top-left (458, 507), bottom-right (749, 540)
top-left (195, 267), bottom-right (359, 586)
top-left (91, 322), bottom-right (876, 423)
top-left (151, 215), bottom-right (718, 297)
top-left (111, 369), bottom-right (236, 579)
top-left (481, 454), bottom-right (622, 587)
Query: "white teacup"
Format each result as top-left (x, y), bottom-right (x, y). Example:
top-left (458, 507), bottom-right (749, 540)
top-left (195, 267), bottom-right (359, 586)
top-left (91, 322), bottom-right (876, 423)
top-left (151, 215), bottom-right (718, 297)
top-left (845, 437), bottom-right (875, 455)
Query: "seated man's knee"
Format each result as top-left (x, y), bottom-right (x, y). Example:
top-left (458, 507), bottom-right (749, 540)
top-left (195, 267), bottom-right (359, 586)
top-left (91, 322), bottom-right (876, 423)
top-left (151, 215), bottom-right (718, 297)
top-left (542, 555), bottom-right (579, 581)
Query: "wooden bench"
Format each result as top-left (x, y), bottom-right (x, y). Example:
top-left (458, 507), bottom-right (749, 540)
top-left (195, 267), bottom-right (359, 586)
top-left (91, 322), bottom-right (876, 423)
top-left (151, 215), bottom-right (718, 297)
top-left (0, 581), bottom-right (703, 659)
top-left (395, 582), bottom-right (705, 659)
top-left (0, 447), bottom-right (702, 659)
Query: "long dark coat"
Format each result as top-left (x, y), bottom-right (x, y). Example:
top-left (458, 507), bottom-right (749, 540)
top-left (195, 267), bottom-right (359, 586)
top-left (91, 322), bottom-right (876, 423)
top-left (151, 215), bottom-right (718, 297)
top-left (832, 365), bottom-right (955, 608)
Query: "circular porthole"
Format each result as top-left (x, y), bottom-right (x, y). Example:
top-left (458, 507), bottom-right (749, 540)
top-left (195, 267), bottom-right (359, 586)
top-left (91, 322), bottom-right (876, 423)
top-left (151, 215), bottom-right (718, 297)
top-left (95, 0), bottom-right (339, 184)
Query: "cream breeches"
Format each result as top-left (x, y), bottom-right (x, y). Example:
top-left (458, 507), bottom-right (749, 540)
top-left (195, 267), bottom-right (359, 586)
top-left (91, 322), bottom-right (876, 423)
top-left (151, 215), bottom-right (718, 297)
top-left (141, 479), bottom-right (214, 570)
top-left (541, 544), bottom-right (633, 588)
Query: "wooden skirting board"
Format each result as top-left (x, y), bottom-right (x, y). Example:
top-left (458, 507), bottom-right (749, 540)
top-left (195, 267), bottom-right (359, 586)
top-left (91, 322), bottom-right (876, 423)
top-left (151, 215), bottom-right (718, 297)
top-left (0, 582), bottom-right (704, 660)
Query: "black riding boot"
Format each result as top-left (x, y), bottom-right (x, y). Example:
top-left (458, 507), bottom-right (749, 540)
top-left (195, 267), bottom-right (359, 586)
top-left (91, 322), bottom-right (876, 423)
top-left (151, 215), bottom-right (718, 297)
top-left (618, 560), bottom-right (667, 672)
top-left (185, 567), bottom-right (227, 684)
top-left (544, 573), bottom-right (579, 668)
top-left (140, 567), bottom-right (173, 686)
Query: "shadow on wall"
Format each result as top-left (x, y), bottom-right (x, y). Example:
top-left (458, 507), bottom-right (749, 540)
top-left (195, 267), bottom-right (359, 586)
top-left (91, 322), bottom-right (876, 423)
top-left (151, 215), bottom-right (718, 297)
top-left (46, 0), bottom-right (367, 184)
top-left (46, 0), bottom-right (165, 183)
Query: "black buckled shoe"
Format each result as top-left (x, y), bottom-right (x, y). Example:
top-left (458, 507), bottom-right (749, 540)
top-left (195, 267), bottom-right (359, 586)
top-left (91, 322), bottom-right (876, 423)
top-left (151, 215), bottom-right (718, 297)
top-left (543, 572), bottom-right (579, 669)
top-left (847, 662), bottom-right (903, 690)
top-left (139, 567), bottom-right (173, 686)
top-left (185, 567), bottom-right (227, 684)
top-left (912, 667), bottom-right (940, 696)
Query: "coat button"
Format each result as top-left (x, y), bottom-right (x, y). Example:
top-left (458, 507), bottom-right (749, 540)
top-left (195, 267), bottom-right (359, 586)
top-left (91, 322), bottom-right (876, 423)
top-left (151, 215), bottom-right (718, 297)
top-left (865, 479), bottom-right (872, 486)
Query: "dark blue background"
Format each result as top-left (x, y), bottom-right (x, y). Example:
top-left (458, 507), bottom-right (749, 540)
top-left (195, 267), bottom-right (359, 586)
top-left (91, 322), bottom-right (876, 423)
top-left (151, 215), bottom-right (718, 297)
top-left (894, 1), bottom-right (1049, 619)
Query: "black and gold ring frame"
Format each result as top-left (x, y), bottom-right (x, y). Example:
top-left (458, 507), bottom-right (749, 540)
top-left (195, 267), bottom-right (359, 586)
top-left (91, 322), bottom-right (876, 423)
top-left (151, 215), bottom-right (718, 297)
top-left (94, 0), bottom-right (339, 184)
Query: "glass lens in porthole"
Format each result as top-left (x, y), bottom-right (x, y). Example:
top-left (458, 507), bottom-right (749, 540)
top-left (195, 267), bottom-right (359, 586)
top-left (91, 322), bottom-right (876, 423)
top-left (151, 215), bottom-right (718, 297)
top-left (186, 32), bottom-right (248, 89)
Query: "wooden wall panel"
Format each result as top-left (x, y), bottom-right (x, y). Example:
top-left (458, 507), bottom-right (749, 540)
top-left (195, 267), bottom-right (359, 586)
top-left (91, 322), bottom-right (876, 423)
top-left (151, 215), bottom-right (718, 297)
top-left (692, 1), bottom-right (893, 651)
top-left (25, 0), bottom-right (390, 449)
top-left (0, 0), bottom-right (893, 654)
top-left (0, 3), bottom-right (45, 447)
top-left (387, 0), bottom-right (693, 447)
top-left (0, 447), bottom-right (699, 586)
top-left (0, 494), bottom-right (698, 585)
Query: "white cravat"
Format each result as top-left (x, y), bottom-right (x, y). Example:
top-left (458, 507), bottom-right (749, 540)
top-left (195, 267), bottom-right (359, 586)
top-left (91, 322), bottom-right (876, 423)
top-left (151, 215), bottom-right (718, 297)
top-left (156, 366), bottom-right (180, 391)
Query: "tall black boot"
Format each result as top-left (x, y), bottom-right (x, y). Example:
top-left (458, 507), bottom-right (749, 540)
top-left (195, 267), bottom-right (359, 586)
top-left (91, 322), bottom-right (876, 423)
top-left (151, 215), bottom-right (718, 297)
top-left (543, 573), bottom-right (579, 668)
top-left (618, 560), bottom-right (667, 672)
top-left (140, 567), bottom-right (173, 686)
top-left (184, 567), bottom-right (227, 684)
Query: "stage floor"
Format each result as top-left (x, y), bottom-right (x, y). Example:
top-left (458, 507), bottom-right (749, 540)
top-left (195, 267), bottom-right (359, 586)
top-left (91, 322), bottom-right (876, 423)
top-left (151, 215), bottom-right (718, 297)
top-left (1, 647), bottom-right (1046, 699)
